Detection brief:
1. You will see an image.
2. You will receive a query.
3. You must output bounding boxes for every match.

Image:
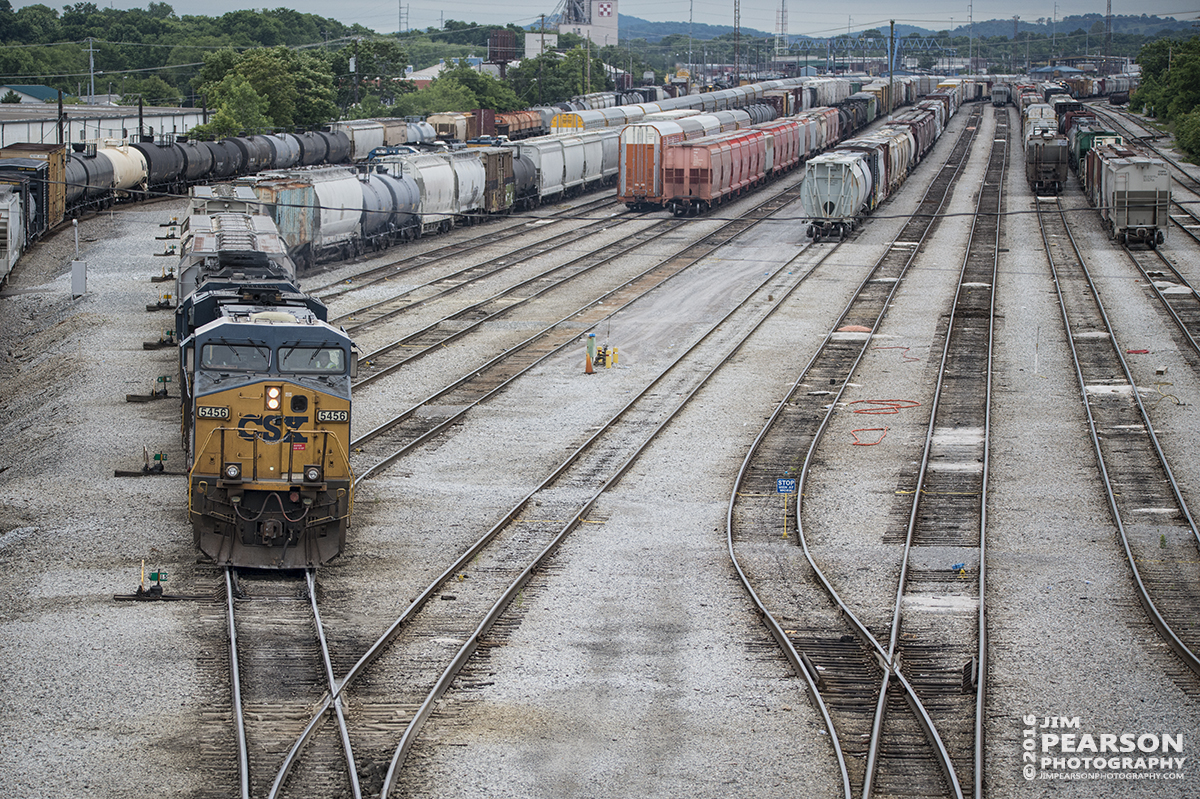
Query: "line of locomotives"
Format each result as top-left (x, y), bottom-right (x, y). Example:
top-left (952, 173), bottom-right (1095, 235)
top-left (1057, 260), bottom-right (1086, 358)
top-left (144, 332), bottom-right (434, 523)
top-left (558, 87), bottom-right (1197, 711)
top-left (174, 186), bottom-right (357, 569)
top-left (1018, 79), bottom-right (1170, 248)
top-left (0, 77), bottom-right (831, 282)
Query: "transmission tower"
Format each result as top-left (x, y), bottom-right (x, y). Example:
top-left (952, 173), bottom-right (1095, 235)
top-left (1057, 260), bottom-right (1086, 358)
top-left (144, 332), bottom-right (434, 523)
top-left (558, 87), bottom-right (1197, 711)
top-left (733, 0), bottom-right (741, 84)
top-left (1103, 0), bottom-right (1112, 75)
top-left (775, 0), bottom-right (788, 59)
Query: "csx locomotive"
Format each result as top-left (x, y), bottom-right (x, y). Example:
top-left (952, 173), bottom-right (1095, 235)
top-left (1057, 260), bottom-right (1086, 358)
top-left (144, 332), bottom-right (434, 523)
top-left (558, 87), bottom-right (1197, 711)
top-left (177, 187), bottom-right (356, 569)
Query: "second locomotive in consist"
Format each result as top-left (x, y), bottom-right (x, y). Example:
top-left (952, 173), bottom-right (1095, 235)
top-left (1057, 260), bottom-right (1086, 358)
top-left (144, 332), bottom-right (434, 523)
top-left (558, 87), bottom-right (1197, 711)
top-left (176, 187), bottom-right (356, 569)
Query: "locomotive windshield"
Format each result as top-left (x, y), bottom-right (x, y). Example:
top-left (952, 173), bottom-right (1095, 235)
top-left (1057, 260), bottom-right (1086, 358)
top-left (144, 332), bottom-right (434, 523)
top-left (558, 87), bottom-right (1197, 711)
top-left (279, 345), bottom-right (346, 374)
top-left (201, 343), bottom-right (271, 371)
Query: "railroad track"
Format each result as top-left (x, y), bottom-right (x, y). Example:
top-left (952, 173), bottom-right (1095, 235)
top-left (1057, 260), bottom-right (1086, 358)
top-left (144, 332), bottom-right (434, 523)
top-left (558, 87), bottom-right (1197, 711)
top-left (727, 103), bottom-right (993, 799)
top-left (347, 178), bottom-right (807, 480)
top-left (326, 201), bottom-right (641, 333)
top-left (1036, 193), bottom-right (1200, 678)
top-left (345, 173), bottom-right (804, 387)
top-left (1120, 244), bottom-right (1200, 360)
top-left (268, 185), bottom-right (842, 799)
top-left (218, 568), bottom-right (360, 799)
top-left (869, 105), bottom-right (1007, 799)
top-left (307, 193), bottom-right (626, 302)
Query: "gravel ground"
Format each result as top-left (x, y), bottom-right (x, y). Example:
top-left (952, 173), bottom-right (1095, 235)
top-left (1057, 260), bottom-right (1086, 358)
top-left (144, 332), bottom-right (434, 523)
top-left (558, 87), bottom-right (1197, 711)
top-left (1, 103), bottom-right (1197, 799)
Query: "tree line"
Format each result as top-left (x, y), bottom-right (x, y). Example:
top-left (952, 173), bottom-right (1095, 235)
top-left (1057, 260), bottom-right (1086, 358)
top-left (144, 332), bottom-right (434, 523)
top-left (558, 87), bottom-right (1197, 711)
top-left (1, 2), bottom-right (1196, 157)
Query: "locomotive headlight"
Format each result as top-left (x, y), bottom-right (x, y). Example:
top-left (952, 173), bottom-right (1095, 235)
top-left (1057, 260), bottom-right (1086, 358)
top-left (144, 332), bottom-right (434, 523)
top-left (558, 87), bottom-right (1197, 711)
top-left (303, 465), bottom-right (323, 483)
top-left (223, 462), bottom-right (242, 481)
top-left (266, 385), bottom-right (282, 411)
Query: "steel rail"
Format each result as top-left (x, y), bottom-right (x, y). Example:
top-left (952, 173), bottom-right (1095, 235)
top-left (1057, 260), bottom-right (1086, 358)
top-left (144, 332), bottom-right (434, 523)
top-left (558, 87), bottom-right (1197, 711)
top-left (223, 567), bottom-right (251, 799)
top-left (1121, 245), bottom-right (1200, 358)
top-left (348, 184), bottom-right (805, 482)
top-left (730, 103), bottom-right (986, 799)
top-left (375, 227), bottom-right (842, 799)
top-left (724, 241), bottom-right (855, 799)
top-left (272, 182), bottom-right (816, 796)
top-left (1037, 196), bottom-right (1200, 676)
top-left (868, 105), bottom-right (1007, 799)
top-left (801, 107), bottom-right (984, 799)
top-left (348, 173), bottom-right (805, 387)
top-left (261, 570), bottom-right (364, 799)
top-left (329, 204), bottom-right (642, 331)
top-left (308, 194), bottom-right (626, 301)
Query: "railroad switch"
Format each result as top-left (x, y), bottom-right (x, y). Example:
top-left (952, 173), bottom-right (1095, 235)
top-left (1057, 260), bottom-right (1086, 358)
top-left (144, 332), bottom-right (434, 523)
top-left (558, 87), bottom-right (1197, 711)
top-left (143, 330), bottom-right (177, 350)
top-left (113, 562), bottom-right (198, 602)
top-left (146, 292), bottom-right (174, 311)
top-left (126, 375), bottom-right (173, 403)
top-left (113, 447), bottom-right (185, 478)
top-left (593, 345), bottom-right (618, 369)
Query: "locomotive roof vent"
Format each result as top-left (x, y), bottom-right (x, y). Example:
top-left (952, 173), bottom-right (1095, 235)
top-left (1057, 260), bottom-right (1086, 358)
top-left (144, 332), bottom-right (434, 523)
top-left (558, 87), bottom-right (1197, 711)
top-left (250, 310), bottom-right (296, 324)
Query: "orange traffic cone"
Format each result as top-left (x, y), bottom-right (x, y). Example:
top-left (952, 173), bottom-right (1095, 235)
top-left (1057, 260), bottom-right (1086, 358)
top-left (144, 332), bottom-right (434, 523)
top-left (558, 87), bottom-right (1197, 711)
top-left (585, 350), bottom-right (594, 374)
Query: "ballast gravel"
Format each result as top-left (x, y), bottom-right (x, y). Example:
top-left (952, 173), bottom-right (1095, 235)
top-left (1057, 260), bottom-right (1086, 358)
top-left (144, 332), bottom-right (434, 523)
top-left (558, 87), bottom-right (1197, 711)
top-left (1, 104), bottom-right (1197, 799)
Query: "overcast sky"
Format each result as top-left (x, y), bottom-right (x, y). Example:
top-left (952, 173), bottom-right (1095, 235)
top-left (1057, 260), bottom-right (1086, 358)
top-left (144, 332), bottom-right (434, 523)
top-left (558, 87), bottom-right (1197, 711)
top-left (18, 0), bottom-right (1198, 40)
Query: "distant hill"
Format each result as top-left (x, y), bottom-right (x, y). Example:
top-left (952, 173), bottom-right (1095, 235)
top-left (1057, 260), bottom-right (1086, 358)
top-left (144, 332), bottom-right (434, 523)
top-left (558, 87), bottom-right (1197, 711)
top-left (616, 13), bottom-right (1195, 43)
top-left (618, 15), bottom-right (771, 42)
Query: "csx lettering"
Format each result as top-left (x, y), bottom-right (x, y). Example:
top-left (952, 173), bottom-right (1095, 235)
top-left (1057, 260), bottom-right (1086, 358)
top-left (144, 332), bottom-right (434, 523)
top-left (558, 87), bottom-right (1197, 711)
top-left (238, 414), bottom-right (309, 443)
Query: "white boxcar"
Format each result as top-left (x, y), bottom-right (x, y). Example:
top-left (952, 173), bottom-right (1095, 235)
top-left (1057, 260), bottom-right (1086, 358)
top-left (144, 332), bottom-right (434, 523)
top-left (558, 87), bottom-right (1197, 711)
top-left (801, 151), bottom-right (874, 241)
top-left (332, 120), bottom-right (387, 161)
top-left (581, 129), bottom-right (620, 184)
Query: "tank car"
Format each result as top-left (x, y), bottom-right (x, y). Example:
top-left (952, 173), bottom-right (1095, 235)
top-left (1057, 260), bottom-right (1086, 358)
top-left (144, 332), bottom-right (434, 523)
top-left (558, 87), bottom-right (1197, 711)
top-left (242, 167), bottom-right (367, 268)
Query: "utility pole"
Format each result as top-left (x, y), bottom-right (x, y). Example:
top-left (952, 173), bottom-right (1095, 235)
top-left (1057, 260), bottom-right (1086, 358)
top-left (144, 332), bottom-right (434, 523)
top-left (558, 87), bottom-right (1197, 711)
top-left (888, 19), bottom-right (894, 114)
top-left (968, 1), bottom-right (973, 74)
top-left (688, 0), bottom-right (693, 87)
top-left (85, 37), bottom-right (97, 104)
top-left (539, 15), bottom-right (546, 104)
top-left (1013, 16), bottom-right (1019, 73)
top-left (1052, 2), bottom-right (1057, 57)
top-left (352, 38), bottom-right (360, 104)
top-left (586, 37), bottom-right (591, 94)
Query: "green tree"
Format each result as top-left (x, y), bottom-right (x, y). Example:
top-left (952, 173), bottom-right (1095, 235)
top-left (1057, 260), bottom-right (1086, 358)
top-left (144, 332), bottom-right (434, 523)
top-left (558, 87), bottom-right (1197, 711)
top-left (328, 38), bottom-right (408, 109)
top-left (391, 78), bottom-right (477, 116)
top-left (189, 74), bottom-right (270, 137)
top-left (1174, 106), bottom-right (1200, 158)
top-left (1, 89), bottom-right (20, 103)
top-left (194, 45), bottom-right (336, 129)
top-left (439, 62), bottom-right (522, 110)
